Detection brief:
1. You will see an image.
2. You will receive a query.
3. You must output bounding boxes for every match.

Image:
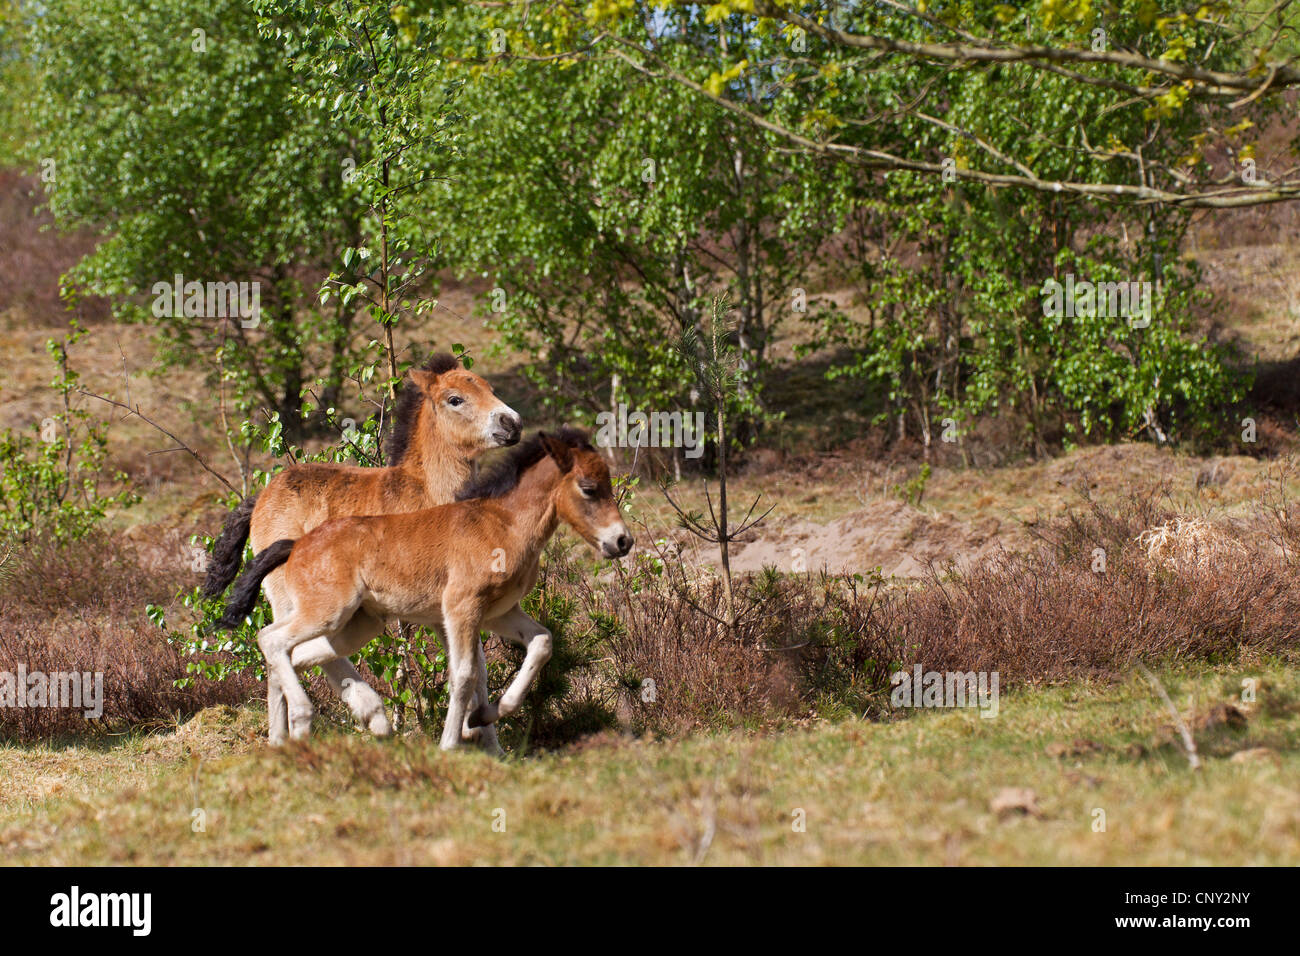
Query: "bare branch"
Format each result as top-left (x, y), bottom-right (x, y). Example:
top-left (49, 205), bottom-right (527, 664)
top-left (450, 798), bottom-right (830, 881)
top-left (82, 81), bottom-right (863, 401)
top-left (754, 1), bottom-right (1300, 96)
top-left (77, 389), bottom-right (239, 496)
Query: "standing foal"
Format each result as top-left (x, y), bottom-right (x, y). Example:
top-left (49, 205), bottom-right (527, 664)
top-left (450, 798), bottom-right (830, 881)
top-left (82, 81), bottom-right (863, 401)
top-left (219, 428), bottom-right (633, 750)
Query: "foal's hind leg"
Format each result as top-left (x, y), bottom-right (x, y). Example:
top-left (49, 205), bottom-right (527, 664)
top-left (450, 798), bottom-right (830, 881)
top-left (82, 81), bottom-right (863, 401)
top-left (321, 617), bottom-right (388, 735)
top-left (256, 618), bottom-right (318, 744)
top-left (266, 671), bottom-right (289, 747)
top-left (289, 611), bottom-right (390, 737)
top-left (267, 567), bottom-right (388, 737)
top-left (262, 569), bottom-right (294, 743)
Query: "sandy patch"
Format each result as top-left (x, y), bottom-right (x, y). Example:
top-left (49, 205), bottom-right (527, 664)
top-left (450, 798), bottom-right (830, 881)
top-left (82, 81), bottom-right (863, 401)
top-left (700, 498), bottom-right (1008, 579)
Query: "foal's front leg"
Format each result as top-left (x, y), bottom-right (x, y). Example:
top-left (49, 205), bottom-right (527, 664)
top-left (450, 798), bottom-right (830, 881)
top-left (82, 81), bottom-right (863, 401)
top-left (439, 603), bottom-right (485, 751)
top-left (468, 604), bottom-right (552, 729)
top-left (465, 637), bottom-right (504, 756)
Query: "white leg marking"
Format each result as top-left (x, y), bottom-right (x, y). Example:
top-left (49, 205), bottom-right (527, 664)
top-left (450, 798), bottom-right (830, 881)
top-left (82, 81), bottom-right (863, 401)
top-left (257, 619), bottom-right (319, 743)
top-left (440, 618), bottom-right (479, 751)
top-left (475, 605), bottom-right (552, 726)
top-left (290, 612), bottom-right (390, 737)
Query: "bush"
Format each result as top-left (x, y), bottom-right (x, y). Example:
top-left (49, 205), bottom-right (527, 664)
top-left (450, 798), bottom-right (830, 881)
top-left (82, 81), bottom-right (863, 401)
top-left (0, 327), bottom-right (136, 545)
top-left (0, 532), bottom-right (256, 742)
top-left (529, 491), bottom-right (1300, 741)
top-left (532, 548), bottom-right (899, 737)
top-left (491, 547), bottom-right (621, 752)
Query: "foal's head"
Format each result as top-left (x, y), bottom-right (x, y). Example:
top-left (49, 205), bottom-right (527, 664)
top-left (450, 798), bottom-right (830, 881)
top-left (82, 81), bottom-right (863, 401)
top-left (540, 431), bottom-right (634, 559)
top-left (387, 353), bottom-right (522, 465)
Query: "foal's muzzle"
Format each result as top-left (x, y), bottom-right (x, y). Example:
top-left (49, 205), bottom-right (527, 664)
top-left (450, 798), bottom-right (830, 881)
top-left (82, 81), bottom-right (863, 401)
top-left (492, 411), bottom-right (522, 446)
top-left (601, 533), bottom-right (634, 559)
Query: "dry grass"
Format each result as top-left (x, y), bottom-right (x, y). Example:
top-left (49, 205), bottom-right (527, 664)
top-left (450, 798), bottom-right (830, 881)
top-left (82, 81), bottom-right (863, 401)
top-left (0, 532), bottom-right (257, 741)
top-left (1137, 515), bottom-right (1248, 573)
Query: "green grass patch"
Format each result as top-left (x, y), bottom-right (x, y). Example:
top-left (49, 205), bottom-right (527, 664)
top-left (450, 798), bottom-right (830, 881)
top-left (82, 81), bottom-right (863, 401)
top-left (1, 661), bottom-right (1296, 865)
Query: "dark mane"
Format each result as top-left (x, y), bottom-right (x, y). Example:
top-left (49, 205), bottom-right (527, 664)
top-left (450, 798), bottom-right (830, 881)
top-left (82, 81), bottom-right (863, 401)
top-left (384, 353), bottom-right (462, 465)
top-left (455, 426), bottom-right (592, 501)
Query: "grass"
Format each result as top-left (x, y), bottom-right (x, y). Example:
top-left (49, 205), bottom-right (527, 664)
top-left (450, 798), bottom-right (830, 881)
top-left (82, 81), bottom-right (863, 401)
top-left (2, 659), bottom-right (1295, 865)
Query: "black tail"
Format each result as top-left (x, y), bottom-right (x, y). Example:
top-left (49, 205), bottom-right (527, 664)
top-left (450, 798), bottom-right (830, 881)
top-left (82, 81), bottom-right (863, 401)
top-left (201, 493), bottom-right (259, 598)
top-left (217, 539), bottom-right (295, 630)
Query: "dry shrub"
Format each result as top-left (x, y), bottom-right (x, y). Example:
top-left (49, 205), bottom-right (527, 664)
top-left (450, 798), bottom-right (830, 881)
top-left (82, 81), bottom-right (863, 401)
top-left (549, 552), bottom-right (897, 737)
top-left (893, 499), bottom-right (1299, 685)
top-left (1255, 456), bottom-right (1300, 563)
top-left (1, 529), bottom-right (176, 613)
top-left (0, 531), bottom-right (256, 742)
top-left (894, 547), bottom-right (1296, 685)
top-left (554, 491), bottom-right (1300, 739)
top-left (599, 569), bottom-right (804, 734)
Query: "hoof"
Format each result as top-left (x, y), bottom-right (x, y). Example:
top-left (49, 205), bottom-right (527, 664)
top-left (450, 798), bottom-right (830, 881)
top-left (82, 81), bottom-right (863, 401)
top-left (288, 709), bottom-right (314, 742)
top-left (467, 703), bottom-right (496, 729)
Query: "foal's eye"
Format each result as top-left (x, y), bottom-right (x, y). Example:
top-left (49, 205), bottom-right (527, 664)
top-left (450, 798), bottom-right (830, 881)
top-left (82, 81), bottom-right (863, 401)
top-left (579, 483), bottom-right (598, 498)
top-left (447, 395), bottom-right (464, 407)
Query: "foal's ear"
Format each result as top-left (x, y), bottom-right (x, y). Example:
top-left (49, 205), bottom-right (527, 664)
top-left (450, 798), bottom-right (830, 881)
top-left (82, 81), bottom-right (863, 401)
top-left (409, 368), bottom-right (439, 394)
top-left (539, 432), bottom-right (574, 472)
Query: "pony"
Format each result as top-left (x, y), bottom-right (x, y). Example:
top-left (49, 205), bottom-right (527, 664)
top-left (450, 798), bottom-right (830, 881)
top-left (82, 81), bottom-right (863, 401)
top-left (219, 428), bottom-right (633, 749)
top-left (202, 353), bottom-right (521, 748)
